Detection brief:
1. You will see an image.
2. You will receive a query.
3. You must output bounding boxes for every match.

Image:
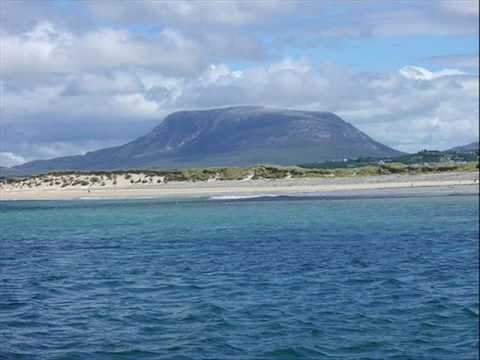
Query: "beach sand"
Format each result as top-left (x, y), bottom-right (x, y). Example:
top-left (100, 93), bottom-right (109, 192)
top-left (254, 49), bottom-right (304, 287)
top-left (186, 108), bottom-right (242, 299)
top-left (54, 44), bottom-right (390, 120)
top-left (1, 171), bottom-right (478, 201)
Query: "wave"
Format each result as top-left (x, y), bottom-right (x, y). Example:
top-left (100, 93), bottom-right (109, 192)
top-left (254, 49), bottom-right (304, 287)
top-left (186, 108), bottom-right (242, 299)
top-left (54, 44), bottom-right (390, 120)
top-left (209, 194), bottom-right (284, 201)
top-left (76, 196), bottom-right (117, 200)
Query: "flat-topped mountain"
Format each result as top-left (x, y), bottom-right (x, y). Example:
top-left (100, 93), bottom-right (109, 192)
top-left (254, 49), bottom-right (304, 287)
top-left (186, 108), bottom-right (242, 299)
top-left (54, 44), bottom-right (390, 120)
top-left (14, 106), bottom-right (402, 174)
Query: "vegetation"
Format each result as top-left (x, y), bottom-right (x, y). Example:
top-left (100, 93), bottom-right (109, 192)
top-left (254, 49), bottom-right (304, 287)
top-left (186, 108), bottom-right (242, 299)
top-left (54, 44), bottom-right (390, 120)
top-left (300, 149), bottom-right (479, 169)
top-left (2, 152), bottom-right (478, 187)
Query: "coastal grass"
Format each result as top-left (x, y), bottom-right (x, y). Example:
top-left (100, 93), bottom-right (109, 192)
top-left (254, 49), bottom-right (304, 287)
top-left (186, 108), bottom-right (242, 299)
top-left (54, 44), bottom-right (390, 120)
top-left (3, 160), bottom-right (478, 189)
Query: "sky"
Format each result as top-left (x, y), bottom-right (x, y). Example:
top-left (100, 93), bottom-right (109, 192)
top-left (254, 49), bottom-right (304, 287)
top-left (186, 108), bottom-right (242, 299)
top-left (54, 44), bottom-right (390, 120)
top-left (0, 0), bottom-right (479, 167)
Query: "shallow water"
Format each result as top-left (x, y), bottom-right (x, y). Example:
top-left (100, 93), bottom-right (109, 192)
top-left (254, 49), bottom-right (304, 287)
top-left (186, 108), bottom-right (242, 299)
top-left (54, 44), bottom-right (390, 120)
top-left (0, 194), bottom-right (478, 359)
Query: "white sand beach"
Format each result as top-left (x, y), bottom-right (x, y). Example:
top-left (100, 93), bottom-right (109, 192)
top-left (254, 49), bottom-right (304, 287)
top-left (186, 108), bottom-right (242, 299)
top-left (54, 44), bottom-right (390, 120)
top-left (1, 171), bottom-right (478, 201)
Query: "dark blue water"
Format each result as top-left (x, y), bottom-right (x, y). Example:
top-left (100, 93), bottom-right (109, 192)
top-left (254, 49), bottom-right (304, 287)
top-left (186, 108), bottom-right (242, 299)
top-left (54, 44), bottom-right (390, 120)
top-left (0, 194), bottom-right (478, 359)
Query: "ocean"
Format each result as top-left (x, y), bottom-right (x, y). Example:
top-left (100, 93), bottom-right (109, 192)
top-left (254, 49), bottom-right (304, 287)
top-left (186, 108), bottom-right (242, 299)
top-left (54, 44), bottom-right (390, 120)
top-left (0, 193), bottom-right (478, 359)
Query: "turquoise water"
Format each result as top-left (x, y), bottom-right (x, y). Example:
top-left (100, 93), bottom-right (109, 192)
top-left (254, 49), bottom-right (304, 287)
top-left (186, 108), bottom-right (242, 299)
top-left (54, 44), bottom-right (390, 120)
top-left (0, 194), bottom-right (478, 359)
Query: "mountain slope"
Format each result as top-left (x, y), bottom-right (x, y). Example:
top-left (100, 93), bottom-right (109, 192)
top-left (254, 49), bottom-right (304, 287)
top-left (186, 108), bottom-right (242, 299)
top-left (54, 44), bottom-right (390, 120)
top-left (0, 167), bottom-right (25, 178)
top-left (448, 141), bottom-right (479, 153)
top-left (14, 106), bottom-right (402, 174)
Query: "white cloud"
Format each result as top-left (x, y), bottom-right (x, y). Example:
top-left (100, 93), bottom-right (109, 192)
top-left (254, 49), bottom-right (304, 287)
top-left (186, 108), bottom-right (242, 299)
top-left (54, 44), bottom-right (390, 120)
top-left (399, 66), bottom-right (467, 80)
top-left (0, 152), bottom-right (26, 167)
top-left (86, 1), bottom-right (479, 38)
top-left (0, 22), bottom-right (206, 79)
top-left (368, 9), bottom-right (477, 36)
top-left (3, 82), bottom-right (159, 121)
top-left (440, 0), bottom-right (479, 17)
top-left (87, 0), bottom-right (297, 27)
top-left (62, 72), bottom-right (145, 96)
top-left (0, 22), bottom-right (72, 77)
top-left (0, 21), bottom-right (265, 84)
top-left (2, 58), bottom-right (478, 161)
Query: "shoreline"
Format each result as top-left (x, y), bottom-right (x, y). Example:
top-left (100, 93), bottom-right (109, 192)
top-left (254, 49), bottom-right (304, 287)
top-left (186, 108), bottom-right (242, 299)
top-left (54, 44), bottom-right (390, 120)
top-left (1, 171), bottom-right (478, 201)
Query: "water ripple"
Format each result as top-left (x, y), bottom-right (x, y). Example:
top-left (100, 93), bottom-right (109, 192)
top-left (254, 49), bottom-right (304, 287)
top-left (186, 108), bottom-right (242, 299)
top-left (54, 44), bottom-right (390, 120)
top-left (0, 195), bottom-right (478, 359)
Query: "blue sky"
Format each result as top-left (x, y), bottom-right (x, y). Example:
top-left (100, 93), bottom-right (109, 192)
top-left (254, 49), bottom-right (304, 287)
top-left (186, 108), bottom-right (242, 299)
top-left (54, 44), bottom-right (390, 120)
top-left (0, 0), bottom-right (478, 166)
top-left (283, 35), bottom-right (478, 72)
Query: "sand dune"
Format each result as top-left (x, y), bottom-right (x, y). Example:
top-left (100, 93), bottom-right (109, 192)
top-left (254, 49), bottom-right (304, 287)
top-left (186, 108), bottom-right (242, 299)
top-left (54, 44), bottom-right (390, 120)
top-left (1, 171), bottom-right (478, 201)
